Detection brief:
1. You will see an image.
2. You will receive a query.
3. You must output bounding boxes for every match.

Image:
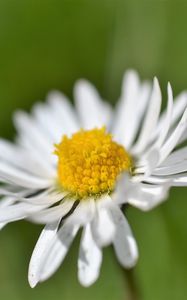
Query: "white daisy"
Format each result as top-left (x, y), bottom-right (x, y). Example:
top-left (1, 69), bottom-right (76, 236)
top-left (0, 70), bottom-right (187, 288)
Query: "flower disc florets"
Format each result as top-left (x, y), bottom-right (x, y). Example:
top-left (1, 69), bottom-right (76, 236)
top-left (55, 127), bottom-right (132, 198)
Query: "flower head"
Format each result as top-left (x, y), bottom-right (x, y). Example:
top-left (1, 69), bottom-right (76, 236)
top-left (0, 70), bottom-right (187, 287)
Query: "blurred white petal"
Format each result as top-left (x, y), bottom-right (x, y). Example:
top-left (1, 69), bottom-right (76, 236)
top-left (74, 80), bottom-right (112, 129)
top-left (78, 223), bottom-right (102, 287)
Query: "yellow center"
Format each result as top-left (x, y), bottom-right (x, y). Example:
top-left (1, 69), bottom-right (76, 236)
top-left (54, 127), bottom-right (132, 199)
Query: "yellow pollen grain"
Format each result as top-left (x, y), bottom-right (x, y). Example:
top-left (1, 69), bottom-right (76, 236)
top-left (54, 127), bottom-right (132, 198)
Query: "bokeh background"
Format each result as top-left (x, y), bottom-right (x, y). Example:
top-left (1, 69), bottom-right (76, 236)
top-left (0, 1), bottom-right (187, 299)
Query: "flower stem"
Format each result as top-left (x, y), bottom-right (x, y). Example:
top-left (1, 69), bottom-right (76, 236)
top-left (121, 267), bottom-right (140, 300)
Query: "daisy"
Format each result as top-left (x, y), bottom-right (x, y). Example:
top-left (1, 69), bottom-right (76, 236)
top-left (0, 70), bottom-right (187, 288)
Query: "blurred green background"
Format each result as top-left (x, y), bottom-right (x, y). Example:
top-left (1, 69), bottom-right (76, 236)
top-left (0, 0), bottom-right (187, 299)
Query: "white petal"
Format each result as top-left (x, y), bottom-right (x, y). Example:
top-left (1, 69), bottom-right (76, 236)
top-left (109, 204), bottom-right (138, 268)
top-left (0, 197), bottom-right (16, 230)
top-left (153, 161), bottom-right (187, 176)
top-left (0, 223), bottom-right (6, 230)
top-left (149, 172), bottom-right (187, 187)
top-left (67, 198), bottom-right (95, 226)
top-left (47, 91), bottom-right (80, 137)
top-left (112, 71), bottom-right (151, 149)
top-left (155, 91), bottom-right (187, 137)
top-left (39, 222), bottom-right (79, 282)
top-left (91, 196), bottom-right (116, 247)
top-left (14, 111), bottom-right (57, 168)
top-left (14, 111), bottom-right (52, 153)
top-left (114, 174), bottom-right (169, 210)
top-left (127, 183), bottom-right (169, 211)
top-left (32, 102), bottom-right (64, 143)
top-left (143, 176), bottom-right (171, 185)
top-left (0, 139), bottom-right (54, 178)
top-left (28, 221), bottom-right (59, 287)
top-left (145, 173), bottom-right (187, 186)
top-left (113, 173), bottom-right (141, 205)
top-left (28, 200), bottom-right (76, 224)
top-left (74, 80), bottom-right (112, 129)
top-left (0, 161), bottom-right (52, 189)
top-left (0, 197), bottom-right (15, 208)
top-left (159, 108), bottom-right (187, 164)
top-left (172, 176), bottom-right (187, 186)
top-left (0, 203), bottom-right (25, 223)
top-left (78, 223), bottom-right (102, 287)
top-left (25, 190), bottom-right (67, 205)
top-left (179, 127), bottom-right (187, 144)
top-left (0, 202), bottom-right (47, 223)
top-left (112, 70), bottom-right (145, 148)
top-left (136, 149), bottom-right (160, 178)
top-left (17, 134), bottom-right (56, 173)
top-left (132, 78), bottom-right (161, 154)
top-left (171, 92), bottom-right (187, 124)
top-left (153, 83), bottom-right (173, 147)
top-left (0, 187), bottom-right (64, 205)
top-left (161, 146), bottom-right (187, 166)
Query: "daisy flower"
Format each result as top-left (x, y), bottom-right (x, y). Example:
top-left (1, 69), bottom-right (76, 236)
top-left (0, 70), bottom-right (187, 287)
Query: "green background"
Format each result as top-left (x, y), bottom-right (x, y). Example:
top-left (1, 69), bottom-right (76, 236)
top-left (0, 1), bottom-right (187, 299)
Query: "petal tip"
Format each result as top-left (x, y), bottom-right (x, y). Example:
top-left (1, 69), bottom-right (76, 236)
top-left (78, 273), bottom-right (99, 288)
top-left (167, 82), bottom-right (173, 97)
top-left (153, 76), bottom-right (160, 88)
top-left (28, 274), bottom-right (38, 288)
top-left (74, 79), bottom-right (90, 92)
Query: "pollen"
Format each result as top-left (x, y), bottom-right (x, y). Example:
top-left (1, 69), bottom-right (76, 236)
top-left (54, 127), bottom-right (132, 199)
